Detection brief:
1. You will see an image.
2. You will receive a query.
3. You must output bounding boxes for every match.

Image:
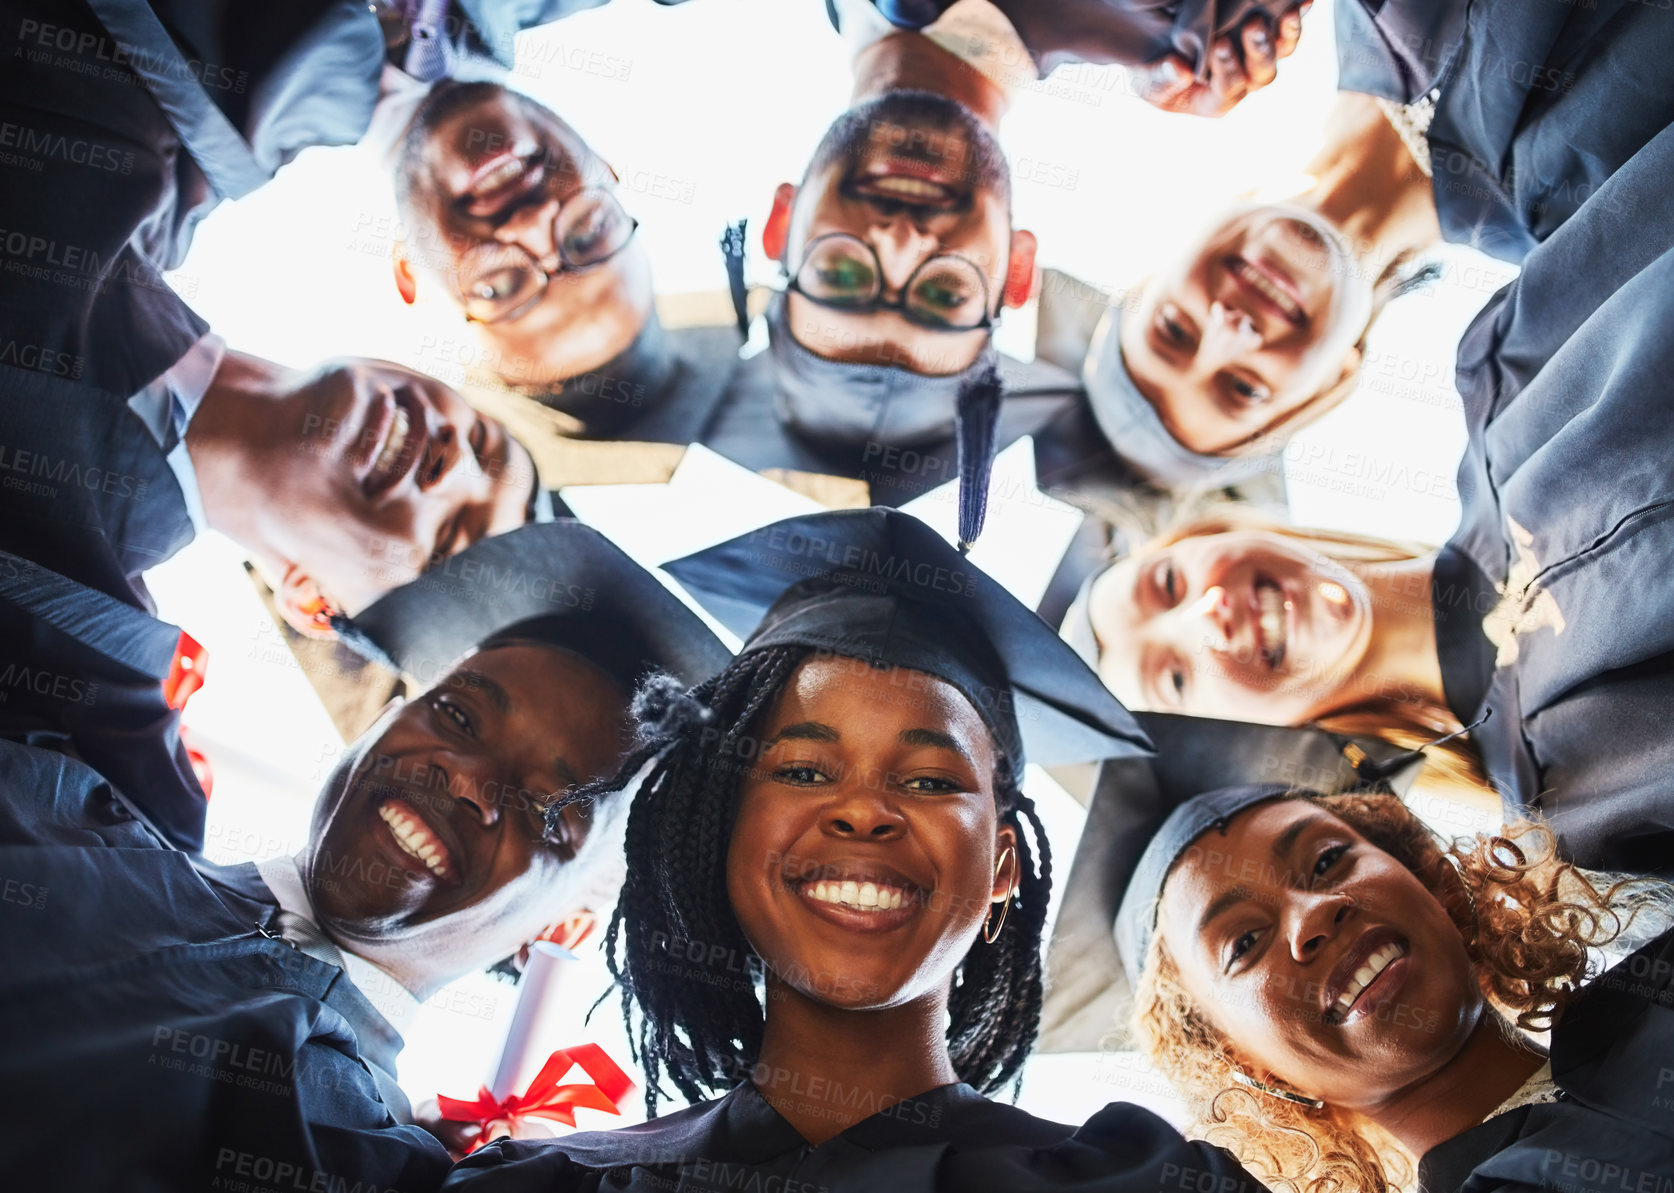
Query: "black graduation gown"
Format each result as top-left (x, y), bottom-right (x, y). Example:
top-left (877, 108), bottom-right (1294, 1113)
top-left (1335, 0), bottom-right (1674, 262)
top-left (1435, 122), bottom-right (1674, 877)
top-left (444, 1079), bottom-right (1265, 1193)
top-left (1417, 927), bottom-right (1674, 1193)
top-left (0, 549), bottom-right (206, 850)
top-left (0, 736), bottom-right (451, 1192)
top-left (830, 0), bottom-right (1299, 77)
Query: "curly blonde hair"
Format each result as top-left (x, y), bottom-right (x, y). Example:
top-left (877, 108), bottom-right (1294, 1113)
top-left (1131, 790), bottom-right (1669, 1193)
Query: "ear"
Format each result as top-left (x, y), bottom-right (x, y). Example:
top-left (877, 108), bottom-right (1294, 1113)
top-left (274, 565), bottom-right (342, 640)
top-left (762, 182), bottom-right (796, 262)
top-left (1002, 229), bottom-right (1039, 309)
top-left (392, 249), bottom-right (418, 306)
top-left (991, 823), bottom-right (1020, 902)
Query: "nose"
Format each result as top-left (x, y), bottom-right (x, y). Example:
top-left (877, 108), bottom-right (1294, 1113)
top-left (1286, 891), bottom-right (1354, 962)
top-left (1198, 301), bottom-right (1263, 365)
top-left (1185, 585), bottom-right (1234, 652)
top-left (440, 752), bottom-right (501, 828)
top-left (820, 776), bottom-right (907, 841)
top-left (868, 220), bottom-right (941, 295)
top-left (493, 194), bottom-right (561, 271)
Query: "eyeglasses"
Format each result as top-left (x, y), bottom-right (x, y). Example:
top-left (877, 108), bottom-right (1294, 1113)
top-left (786, 232), bottom-right (996, 333)
top-left (456, 187), bottom-right (639, 324)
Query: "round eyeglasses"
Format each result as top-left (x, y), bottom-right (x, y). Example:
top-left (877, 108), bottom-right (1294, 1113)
top-left (787, 232), bottom-right (995, 332)
top-left (456, 187), bottom-right (639, 325)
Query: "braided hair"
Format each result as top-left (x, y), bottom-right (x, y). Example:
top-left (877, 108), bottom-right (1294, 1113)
top-left (583, 646), bottom-right (1054, 1116)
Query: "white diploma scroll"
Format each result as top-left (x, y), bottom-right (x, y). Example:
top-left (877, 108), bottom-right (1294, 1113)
top-left (487, 940), bottom-right (578, 1102)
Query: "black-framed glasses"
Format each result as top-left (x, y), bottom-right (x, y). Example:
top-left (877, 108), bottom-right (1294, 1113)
top-left (457, 187), bottom-right (639, 324)
top-left (786, 232), bottom-right (996, 332)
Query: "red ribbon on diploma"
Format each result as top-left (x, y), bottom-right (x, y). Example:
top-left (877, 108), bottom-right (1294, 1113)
top-left (437, 1044), bottom-right (635, 1150)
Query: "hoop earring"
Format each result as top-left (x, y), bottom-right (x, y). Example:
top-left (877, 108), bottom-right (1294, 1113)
top-left (983, 846), bottom-right (1016, 945)
top-left (1231, 1069), bottom-right (1325, 1110)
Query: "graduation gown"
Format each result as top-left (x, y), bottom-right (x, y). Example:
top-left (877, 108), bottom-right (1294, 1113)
top-left (1417, 926), bottom-right (1674, 1193)
top-left (831, 0), bottom-right (1300, 77)
top-left (0, 735), bottom-right (451, 1193)
top-left (444, 1080), bottom-right (1265, 1193)
top-left (1335, 0), bottom-right (1674, 262)
top-left (0, 549), bottom-right (206, 850)
top-left (1435, 124), bottom-right (1674, 877)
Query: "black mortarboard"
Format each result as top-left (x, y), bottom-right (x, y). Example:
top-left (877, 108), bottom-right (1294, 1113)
top-left (662, 508), bottom-right (1151, 780)
top-left (337, 519), bottom-right (732, 692)
top-left (1039, 713), bottom-right (1421, 1053)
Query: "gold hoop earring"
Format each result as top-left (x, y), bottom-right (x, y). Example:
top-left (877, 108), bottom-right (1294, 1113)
top-left (1231, 1069), bottom-right (1325, 1110)
top-left (983, 846), bottom-right (1016, 945)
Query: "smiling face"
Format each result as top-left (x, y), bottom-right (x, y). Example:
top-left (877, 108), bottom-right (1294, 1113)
top-left (1089, 530), bottom-right (1372, 725)
top-left (395, 82), bottom-right (653, 389)
top-left (1155, 799), bottom-right (1480, 1111)
top-left (301, 642), bottom-right (630, 981)
top-left (1120, 205), bottom-right (1376, 454)
top-left (725, 656), bottom-right (1015, 1012)
top-left (778, 92), bottom-right (1018, 376)
top-left (255, 360), bottom-right (536, 615)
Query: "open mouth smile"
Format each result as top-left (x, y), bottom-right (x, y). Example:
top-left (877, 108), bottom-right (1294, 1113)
top-left (1253, 575), bottom-right (1290, 670)
top-left (1226, 255), bottom-right (1308, 329)
top-left (785, 860), bottom-right (924, 931)
top-left (1322, 930), bottom-right (1409, 1023)
top-left (376, 797), bottom-right (461, 885)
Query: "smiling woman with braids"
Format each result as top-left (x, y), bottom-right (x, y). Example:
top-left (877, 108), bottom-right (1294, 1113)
top-left (443, 509), bottom-right (1272, 1193)
top-left (1119, 785), bottom-right (1674, 1193)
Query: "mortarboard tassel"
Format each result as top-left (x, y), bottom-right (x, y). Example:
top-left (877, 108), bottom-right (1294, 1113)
top-left (720, 220), bottom-right (751, 342)
top-left (1348, 708), bottom-right (1494, 785)
top-left (954, 356), bottom-right (1004, 553)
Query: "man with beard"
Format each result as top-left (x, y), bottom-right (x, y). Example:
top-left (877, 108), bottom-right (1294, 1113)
top-left (0, 521), bottom-right (731, 1191)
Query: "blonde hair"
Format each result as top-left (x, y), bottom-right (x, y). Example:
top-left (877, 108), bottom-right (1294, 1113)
top-left (1129, 505), bottom-right (1490, 807)
top-left (1132, 791), bottom-right (1670, 1193)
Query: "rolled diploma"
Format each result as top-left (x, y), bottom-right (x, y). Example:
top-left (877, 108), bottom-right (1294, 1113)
top-left (488, 940), bottom-right (578, 1102)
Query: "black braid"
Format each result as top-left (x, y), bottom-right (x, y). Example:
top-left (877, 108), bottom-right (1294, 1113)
top-left (598, 649), bottom-right (1054, 1115)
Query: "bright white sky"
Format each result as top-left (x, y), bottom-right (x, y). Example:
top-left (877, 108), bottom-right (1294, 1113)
top-left (147, 0), bottom-right (1516, 1136)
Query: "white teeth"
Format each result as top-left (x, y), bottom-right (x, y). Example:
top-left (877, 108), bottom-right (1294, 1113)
top-left (1255, 582), bottom-right (1288, 666)
top-left (475, 156), bottom-right (524, 194)
top-left (804, 880), bottom-right (909, 912)
top-left (868, 175), bottom-right (948, 200)
top-left (1235, 260), bottom-right (1301, 318)
top-left (1335, 942), bottom-right (1403, 1013)
top-left (377, 802), bottom-right (451, 879)
top-left (372, 406), bottom-right (411, 480)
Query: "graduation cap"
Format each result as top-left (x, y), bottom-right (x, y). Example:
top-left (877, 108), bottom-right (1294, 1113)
top-left (1038, 712), bottom-right (1424, 1053)
top-left (661, 508), bottom-right (1152, 781)
top-left (336, 519), bottom-right (732, 692)
top-left (1082, 305), bottom-right (1283, 491)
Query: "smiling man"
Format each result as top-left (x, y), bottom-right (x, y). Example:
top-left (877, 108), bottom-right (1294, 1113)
top-left (0, 520), bottom-right (730, 1191)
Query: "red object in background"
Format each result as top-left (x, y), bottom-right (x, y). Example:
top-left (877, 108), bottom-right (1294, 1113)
top-left (537, 909), bottom-right (599, 953)
top-left (163, 631), bottom-right (214, 798)
top-left (437, 1044), bottom-right (635, 1152)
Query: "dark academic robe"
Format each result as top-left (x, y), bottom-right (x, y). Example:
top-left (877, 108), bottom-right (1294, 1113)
top-left (0, 0), bottom-right (639, 399)
top-left (831, 0), bottom-right (1299, 77)
top-left (1335, 0), bottom-right (1674, 262)
top-left (0, 736), bottom-right (450, 1192)
top-left (445, 1079), bottom-right (1265, 1193)
top-left (1435, 124), bottom-right (1674, 877)
top-left (1418, 927), bottom-right (1674, 1193)
top-left (0, 549), bottom-right (206, 850)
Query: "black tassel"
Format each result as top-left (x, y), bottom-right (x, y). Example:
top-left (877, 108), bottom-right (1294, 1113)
top-left (720, 220), bottom-right (750, 342)
top-left (1350, 708), bottom-right (1493, 784)
top-left (954, 356), bottom-right (1004, 553)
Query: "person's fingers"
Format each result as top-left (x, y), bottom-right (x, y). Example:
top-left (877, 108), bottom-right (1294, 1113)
top-left (1203, 37), bottom-right (1250, 115)
top-left (1241, 17), bottom-right (1279, 89)
top-left (1275, 4), bottom-right (1307, 58)
top-left (1140, 53), bottom-right (1197, 110)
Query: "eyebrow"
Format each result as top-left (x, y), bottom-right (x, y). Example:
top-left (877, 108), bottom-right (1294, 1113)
top-left (454, 668), bottom-right (512, 716)
top-left (1197, 884), bottom-right (1256, 938)
top-left (899, 727), bottom-right (973, 763)
top-left (767, 721), bottom-right (840, 744)
top-left (1192, 812), bottom-right (1324, 937)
